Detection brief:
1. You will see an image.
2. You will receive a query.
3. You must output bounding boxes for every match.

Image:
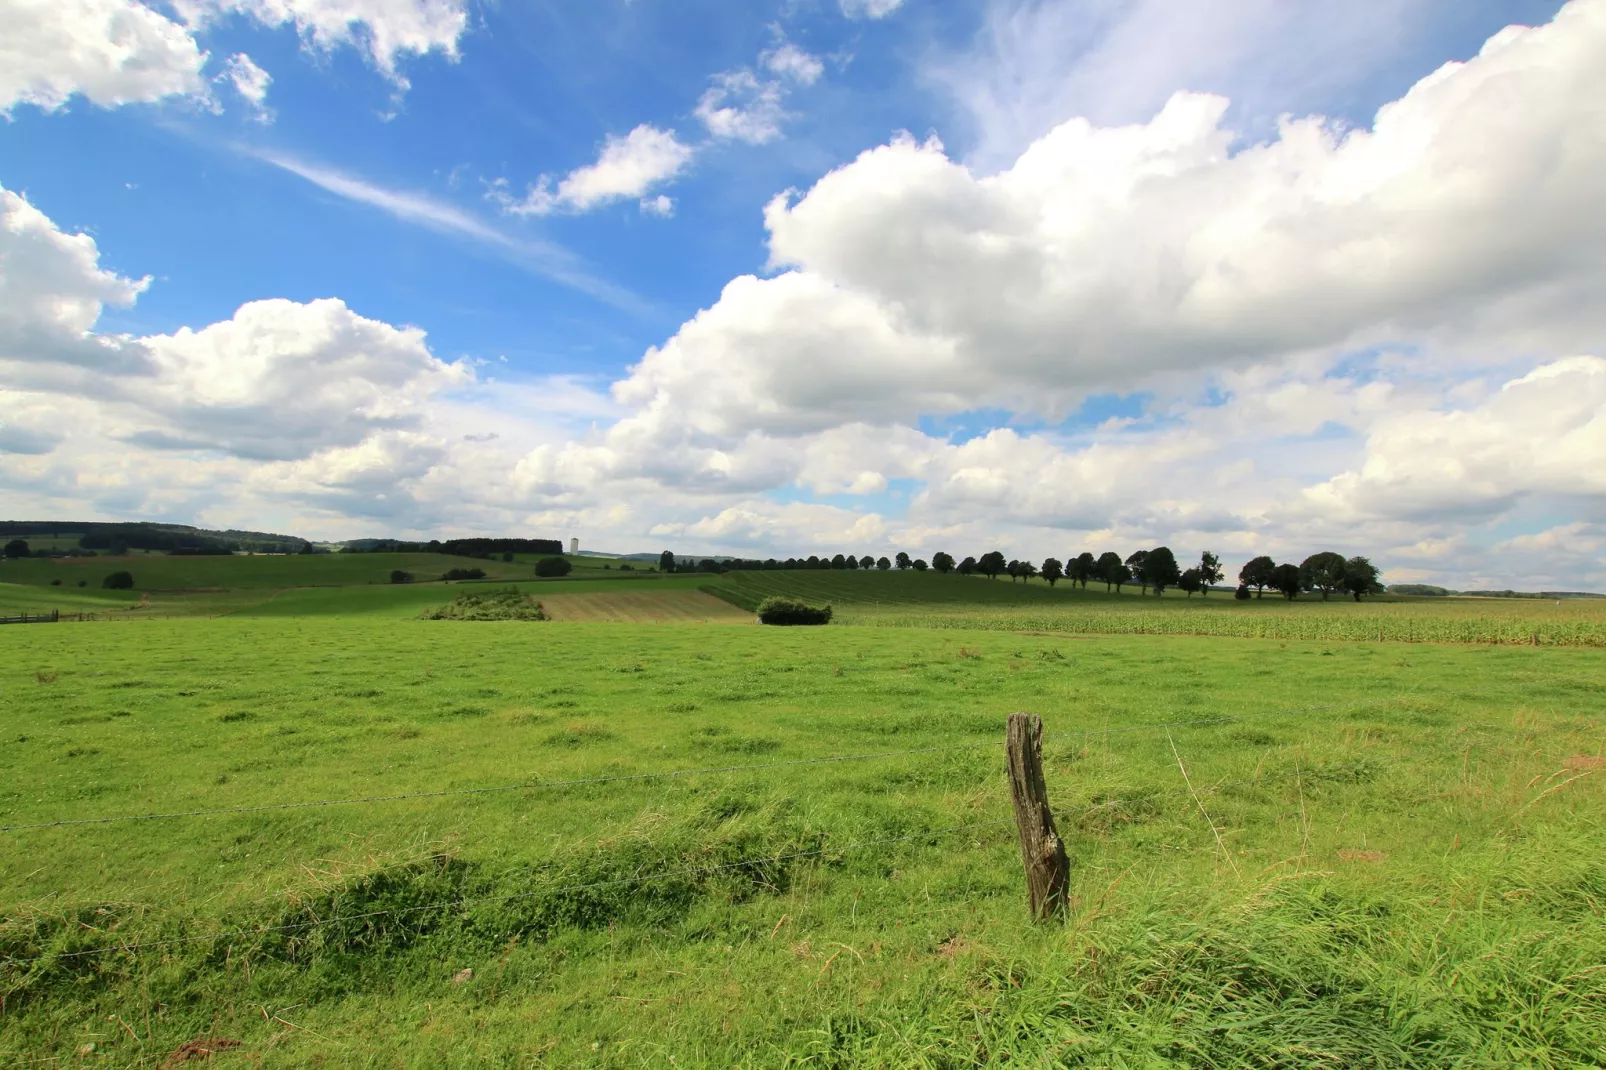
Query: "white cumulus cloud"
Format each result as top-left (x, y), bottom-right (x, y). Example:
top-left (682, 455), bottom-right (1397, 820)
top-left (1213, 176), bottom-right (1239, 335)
top-left (494, 125), bottom-right (695, 217)
top-left (173, 0), bottom-right (468, 88)
top-left (840, 0), bottom-right (905, 18)
top-left (1304, 357), bottom-right (1606, 523)
top-left (0, 0), bottom-right (209, 114)
top-left (219, 52), bottom-right (272, 121)
top-left (0, 185), bottom-right (152, 377)
top-left (620, 0), bottom-right (1606, 443)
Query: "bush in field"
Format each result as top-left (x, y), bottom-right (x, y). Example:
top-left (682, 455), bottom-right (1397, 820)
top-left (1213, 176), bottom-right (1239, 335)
top-left (423, 587), bottom-right (545, 621)
top-left (102, 570), bottom-right (134, 589)
top-left (534, 557), bottom-right (573, 578)
top-left (756, 597), bottom-right (833, 626)
top-left (390, 570), bottom-right (413, 584)
top-left (441, 567), bottom-right (486, 581)
top-left (1234, 584), bottom-right (1252, 600)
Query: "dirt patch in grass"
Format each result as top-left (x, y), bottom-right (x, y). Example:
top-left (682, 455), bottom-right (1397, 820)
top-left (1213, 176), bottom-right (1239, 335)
top-left (539, 590), bottom-right (752, 623)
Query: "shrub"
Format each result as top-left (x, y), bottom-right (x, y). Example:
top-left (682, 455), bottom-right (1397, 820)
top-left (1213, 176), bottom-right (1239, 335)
top-left (756, 597), bottom-right (833, 626)
top-left (102, 571), bottom-right (134, 590)
top-left (441, 567), bottom-right (486, 581)
top-left (1234, 584), bottom-right (1252, 600)
top-left (390, 570), bottom-right (413, 584)
top-left (77, 580), bottom-right (87, 587)
top-left (423, 587), bottom-right (546, 621)
top-left (50, 578), bottom-right (62, 586)
top-left (534, 557), bottom-right (573, 578)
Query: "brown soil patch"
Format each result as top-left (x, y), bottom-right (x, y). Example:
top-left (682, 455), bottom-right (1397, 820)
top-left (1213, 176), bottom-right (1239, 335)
top-left (1337, 849), bottom-right (1388, 863)
top-left (1564, 755), bottom-right (1606, 770)
top-left (936, 934), bottom-right (971, 958)
top-left (539, 590), bottom-right (751, 623)
top-left (162, 1037), bottom-right (241, 1065)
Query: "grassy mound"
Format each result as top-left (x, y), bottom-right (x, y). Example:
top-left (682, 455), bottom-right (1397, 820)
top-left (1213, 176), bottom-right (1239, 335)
top-left (421, 587), bottom-right (546, 620)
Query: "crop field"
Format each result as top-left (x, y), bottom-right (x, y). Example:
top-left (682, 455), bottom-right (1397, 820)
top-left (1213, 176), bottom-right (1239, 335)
top-left (706, 571), bottom-right (1606, 647)
top-left (0, 552), bottom-right (553, 592)
top-left (540, 590), bottom-right (753, 623)
top-left (3, 605), bottom-right (1605, 1066)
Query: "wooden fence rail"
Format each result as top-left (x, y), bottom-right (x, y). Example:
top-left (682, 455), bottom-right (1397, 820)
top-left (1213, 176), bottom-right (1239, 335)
top-left (0, 610), bottom-right (60, 624)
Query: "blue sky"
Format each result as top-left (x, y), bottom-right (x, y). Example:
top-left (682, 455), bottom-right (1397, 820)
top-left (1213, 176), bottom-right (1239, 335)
top-left (3, 0), bottom-right (1604, 588)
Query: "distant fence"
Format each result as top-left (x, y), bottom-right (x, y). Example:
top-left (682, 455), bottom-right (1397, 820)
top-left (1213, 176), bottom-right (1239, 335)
top-left (0, 610), bottom-right (58, 625)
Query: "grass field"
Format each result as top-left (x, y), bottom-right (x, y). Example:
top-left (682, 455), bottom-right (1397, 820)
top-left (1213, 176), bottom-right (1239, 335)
top-left (3, 609), bottom-right (1605, 1066)
top-left (705, 570), bottom-right (1606, 646)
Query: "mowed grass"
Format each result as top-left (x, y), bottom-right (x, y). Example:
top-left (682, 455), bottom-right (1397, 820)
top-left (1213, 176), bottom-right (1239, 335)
top-left (2, 618), bottom-right (1605, 1066)
top-left (706, 570), bottom-right (1606, 646)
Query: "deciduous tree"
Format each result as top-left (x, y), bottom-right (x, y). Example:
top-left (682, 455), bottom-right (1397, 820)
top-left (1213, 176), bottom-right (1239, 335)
top-left (1041, 558), bottom-right (1064, 586)
top-left (1095, 551), bottom-right (1125, 591)
top-left (913, 558), bottom-right (929, 571)
top-left (957, 556), bottom-right (978, 575)
top-left (1239, 555), bottom-right (1276, 598)
top-left (1300, 552), bottom-right (1347, 601)
top-left (932, 552), bottom-right (955, 573)
top-left (1073, 552), bottom-right (1097, 588)
top-left (859, 556), bottom-right (874, 570)
top-left (1126, 550), bottom-right (1150, 595)
top-left (1178, 567), bottom-right (1202, 596)
top-left (978, 551), bottom-right (1006, 579)
top-left (1143, 547), bottom-right (1182, 595)
top-left (876, 556), bottom-right (892, 571)
top-left (1272, 563), bottom-right (1303, 600)
top-left (659, 550), bottom-right (677, 573)
top-left (1198, 551), bottom-right (1223, 595)
top-left (1343, 556), bottom-right (1383, 601)
top-left (895, 551), bottom-right (912, 570)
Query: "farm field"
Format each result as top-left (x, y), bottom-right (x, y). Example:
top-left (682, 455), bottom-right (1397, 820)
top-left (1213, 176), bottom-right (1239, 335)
top-left (2, 616), bottom-right (1605, 1066)
top-left (540, 589), bottom-right (753, 623)
top-left (0, 551), bottom-right (576, 592)
top-left (705, 570), bottom-right (1606, 646)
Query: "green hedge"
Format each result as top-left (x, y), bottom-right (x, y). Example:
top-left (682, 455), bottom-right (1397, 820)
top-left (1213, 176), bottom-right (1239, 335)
top-left (756, 597), bottom-right (832, 626)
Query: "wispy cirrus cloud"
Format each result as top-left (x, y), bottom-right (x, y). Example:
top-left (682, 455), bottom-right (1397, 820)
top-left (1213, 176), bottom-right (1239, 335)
top-left (249, 150), bottom-right (652, 314)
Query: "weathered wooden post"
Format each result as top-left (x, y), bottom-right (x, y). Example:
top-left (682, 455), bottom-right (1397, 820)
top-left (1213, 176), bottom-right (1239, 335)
top-left (1005, 712), bottom-right (1070, 920)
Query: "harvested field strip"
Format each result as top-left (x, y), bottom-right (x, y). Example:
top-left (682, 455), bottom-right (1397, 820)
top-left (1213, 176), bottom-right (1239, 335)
top-left (539, 589), bottom-right (752, 623)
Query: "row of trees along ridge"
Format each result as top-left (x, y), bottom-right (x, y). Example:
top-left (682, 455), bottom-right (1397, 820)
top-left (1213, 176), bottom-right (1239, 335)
top-left (657, 546), bottom-right (1381, 601)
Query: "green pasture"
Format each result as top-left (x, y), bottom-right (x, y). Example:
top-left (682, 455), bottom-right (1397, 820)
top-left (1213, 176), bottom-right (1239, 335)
top-left (0, 551), bottom-right (597, 591)
top-left (705, 570), bottom-right (1606, 646)
top-left (2, 617), bottom-right (1604, 1066)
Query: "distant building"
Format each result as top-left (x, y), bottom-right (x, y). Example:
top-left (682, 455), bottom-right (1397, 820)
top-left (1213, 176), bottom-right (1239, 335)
top-left (569, 538), bottom-right (579, 554)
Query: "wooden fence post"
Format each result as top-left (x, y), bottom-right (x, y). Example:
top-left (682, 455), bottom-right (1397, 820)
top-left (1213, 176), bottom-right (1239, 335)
top-left (1005, 712), bottom-right (1070, 920)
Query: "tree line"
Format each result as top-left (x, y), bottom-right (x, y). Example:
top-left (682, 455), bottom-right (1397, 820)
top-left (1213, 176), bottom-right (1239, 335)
top-left (658, 546), bottom-right (1384, 601)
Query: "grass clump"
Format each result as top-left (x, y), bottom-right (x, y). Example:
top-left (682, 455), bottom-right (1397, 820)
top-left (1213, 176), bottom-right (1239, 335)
top-left (421, 586), bottom-right (545, 621)
top-left (756, 596), bottom-right (833, 625)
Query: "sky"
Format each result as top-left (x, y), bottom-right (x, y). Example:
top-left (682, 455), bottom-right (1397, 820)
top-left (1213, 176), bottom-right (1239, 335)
top-left (2, 0), bottom-right (1604, 590)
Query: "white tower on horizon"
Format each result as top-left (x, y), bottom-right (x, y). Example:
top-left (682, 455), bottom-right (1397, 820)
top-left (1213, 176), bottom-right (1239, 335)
top-left (569, 537), bottom-right (579, 555)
